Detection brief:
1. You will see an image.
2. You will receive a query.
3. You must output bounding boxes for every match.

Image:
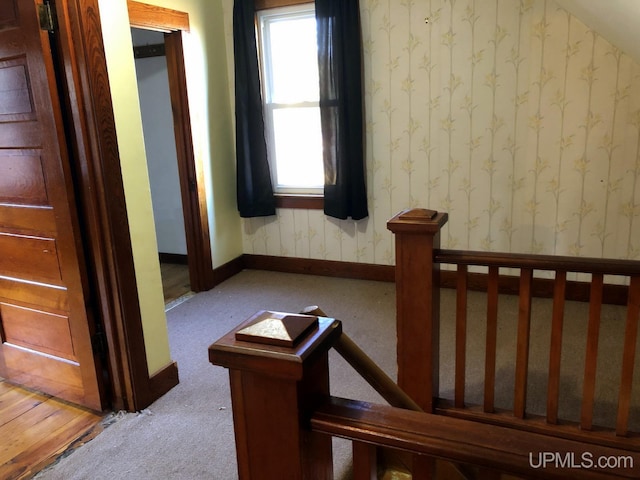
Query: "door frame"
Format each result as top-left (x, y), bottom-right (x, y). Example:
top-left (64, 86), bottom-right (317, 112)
top-left (52, 0), bottom-right (190, 411)
top-left (128, 1), bottom-right (215, 292)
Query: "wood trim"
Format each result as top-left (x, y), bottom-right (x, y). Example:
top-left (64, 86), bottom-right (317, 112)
top-left (241, 255), bottom-right (630, 305)
top-left (145, 361), bottom-right (179, 406)
top-left (159, 253), bottom-right (188, 265)
top-left (275, 194), bottom-right (323, 210)
top-left (164, 31), bottom-right (215, 292)
top-left (255, 0), bottom-right (314, 10)
top-left (242, 254), bottom-right (395, 283)
top-left (212, 256), bottom-right (245, 286)
top-left (127, 1), bottom-right (189, 32)
top-left (133, 43), bottom-right (165, 59)
top-left (60, 0), bottom-right (151, 412)
top-left (438, 270), bottom-right (630, 305)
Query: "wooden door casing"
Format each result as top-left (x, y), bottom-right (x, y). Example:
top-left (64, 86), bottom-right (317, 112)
top-left (0, 0), bottom-right (104, 410)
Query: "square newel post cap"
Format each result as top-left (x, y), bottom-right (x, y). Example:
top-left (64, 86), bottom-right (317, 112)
top-left (387, 208), bottom-right (448, 234)
top-left (208, 310), bottom-right (342, 380)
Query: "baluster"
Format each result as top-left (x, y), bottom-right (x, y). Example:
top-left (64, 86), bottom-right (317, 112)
top-left (581, 273), bottom-right (604, 431)
top-left (616, 276), bottom-right (640, 436)
top-left (484, 266), bottom-right (499, 413)
top-left (352, 441), bottom-right (377, 480)
top-left (455, 264), bottom-right (468, 408)
top-left (547, 270), bottom-right (566, 424)
top-left (514, 268), bottom-right (533, 419)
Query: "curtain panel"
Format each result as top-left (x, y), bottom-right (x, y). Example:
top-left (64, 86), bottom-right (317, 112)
top-left (233, 0), bottom-right (367, 220)
top-left (315, 0), bottom-right (368, 220)
top-left (233, 0), bottom-right (276, 218)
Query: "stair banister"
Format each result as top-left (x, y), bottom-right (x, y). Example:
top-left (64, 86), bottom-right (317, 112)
top-left (387, 208), bottom-right (448, 412)
top-left (209, 310), bottom-right (340, 480)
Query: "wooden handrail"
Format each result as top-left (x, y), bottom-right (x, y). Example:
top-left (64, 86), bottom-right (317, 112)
top-left (311, 397), bottom-right (640, 479)
top-left (300, 306), bottom-right (421, 412)
top-left (436, 249), bottom-right (640, 275)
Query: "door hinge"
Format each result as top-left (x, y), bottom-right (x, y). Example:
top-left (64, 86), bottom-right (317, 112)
top-left (38, 3), bottom-right (56, 33)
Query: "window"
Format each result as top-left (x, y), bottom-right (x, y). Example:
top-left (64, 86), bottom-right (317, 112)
top-left (256, 5), bottom-right (324, 196)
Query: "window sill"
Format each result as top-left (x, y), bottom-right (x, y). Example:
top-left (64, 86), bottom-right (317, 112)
top-left (275, 194), bottom-right (324, 210)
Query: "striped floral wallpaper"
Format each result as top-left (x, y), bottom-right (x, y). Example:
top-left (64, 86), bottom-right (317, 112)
top-left (239, 0), bottom-right (640, 265)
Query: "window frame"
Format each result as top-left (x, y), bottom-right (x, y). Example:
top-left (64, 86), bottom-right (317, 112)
top-left (256, 3), bottom-right (324, 208)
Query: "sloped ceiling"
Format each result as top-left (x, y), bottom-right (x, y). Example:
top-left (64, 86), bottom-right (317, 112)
top-left (555, 0), bottom-right (640, 64)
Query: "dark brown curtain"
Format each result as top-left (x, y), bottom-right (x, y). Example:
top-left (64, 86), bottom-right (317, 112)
top-left (315, 0), bottom-right (368, 220)
top-left (233, 0), bottom-right (276, 218)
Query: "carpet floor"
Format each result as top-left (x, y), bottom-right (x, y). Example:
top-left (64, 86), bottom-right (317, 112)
top-left (33, 269), bottom-right (637, 479)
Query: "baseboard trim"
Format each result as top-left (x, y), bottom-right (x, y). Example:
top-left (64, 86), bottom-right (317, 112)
top-left (144, 361), bottom-right (179, 408)
top-left (242, 254), bottom-right (395, 283)
top-left (159, 253), bottom-right (188, 265)
top-left (212, 256), bottom-right (245, 287)
top-left (239, 254), bottom-right (628, 305)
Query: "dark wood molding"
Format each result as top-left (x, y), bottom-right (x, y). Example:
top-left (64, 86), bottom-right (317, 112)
top-left (159, 253), bottom-right (188, 265)
top-left (61, 0), bottom-right (150, 412)
top-left (133, 43), bottom-right (165, 59)
top-left (242, 254), bottom-right (395, 283)
top-left (212, 256), bottom-right (245, 286)
top-left (275, 194), bottom-right (323, 210)
top-left (241, 254), bottom-right (629, 305)
top-left (164, 30), bottom-right (215, 292)
top-left (127, 1), bottom-right (189, 32)
top-left (144, 361), bottom-right (179, 406)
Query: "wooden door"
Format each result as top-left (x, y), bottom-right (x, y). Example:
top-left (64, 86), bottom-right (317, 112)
top-left (0, 0), bottom-right (104, 410)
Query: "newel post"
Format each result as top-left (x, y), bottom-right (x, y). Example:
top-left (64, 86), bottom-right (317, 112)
top-left (387, 208), bottom-right (448, 412)
top-left (209, 310), bottom-right (341, 479)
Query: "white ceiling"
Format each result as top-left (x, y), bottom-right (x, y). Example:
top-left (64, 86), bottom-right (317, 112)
top-left (555, 0), bottom-right (640, 63)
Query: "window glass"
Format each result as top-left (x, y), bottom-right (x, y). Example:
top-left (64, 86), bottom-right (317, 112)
top-left (258, 5), bottom-right (323, 194)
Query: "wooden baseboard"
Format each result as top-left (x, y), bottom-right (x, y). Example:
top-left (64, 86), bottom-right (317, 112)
top-left (241, 254), bottom-right (395, 283)
top-left (239, 254), bottom-right (628, 305)
top-left (159, 252), bottom-right (188, 265)
top-left (212, 256), bottom-right (245, 287)
top-left (143, 361), bottom-right (179, 408)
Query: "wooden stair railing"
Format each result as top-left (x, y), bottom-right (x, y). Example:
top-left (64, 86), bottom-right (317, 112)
top-left (208, 207), bottom-right (640, 479)
top-left (386, 208), bottom-right (640, 475)
top-left (301, 305), bottom-right (421, 413)
top-left (209, 307), bottom-right (425, 479)
top-left (208, 307), bottom-right (640, 479)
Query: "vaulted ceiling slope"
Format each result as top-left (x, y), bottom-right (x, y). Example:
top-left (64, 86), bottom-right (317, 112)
top-left (555, 0), bottom-right (640, 64)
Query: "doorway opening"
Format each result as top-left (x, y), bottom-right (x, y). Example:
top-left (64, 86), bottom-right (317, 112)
top-left (127, 1), bottom-right (215, 308)
top-left (131, 28), bottom-right (192, 308)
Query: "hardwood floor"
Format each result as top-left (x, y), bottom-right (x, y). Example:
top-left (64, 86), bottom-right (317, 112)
top-left (0, 382), bottom-right (103, 479)
top-left (0, 262), bottom-right (190, 479)
top-left (160, 262), bottom-right (192, 306)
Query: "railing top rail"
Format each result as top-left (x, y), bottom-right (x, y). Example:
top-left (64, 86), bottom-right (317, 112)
top-left (436, 249), bottom-right (640, 276)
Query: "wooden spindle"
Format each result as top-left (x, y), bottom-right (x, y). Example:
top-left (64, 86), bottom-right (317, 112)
top-left (581, 273), bottom-right (604, 431)
top-left (352, 441), bottom-right (377, 480)
top-left (514, 268), bottom-right (533, 419)
top-left (616, 275), bottom-right (640, 436)
top-left (484, 266), bottom-right (499, 413)
top-left (547, 270), bottom-right (566, 424)
top-left (455, 264), bottom-right (468, 408)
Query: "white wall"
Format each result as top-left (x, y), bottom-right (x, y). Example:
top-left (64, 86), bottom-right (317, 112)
top-left (133, 28), bottom-right (188, 255)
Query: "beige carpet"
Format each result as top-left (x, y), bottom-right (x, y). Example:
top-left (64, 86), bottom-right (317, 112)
top-left (34, 269), bottom-right (637, 479)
